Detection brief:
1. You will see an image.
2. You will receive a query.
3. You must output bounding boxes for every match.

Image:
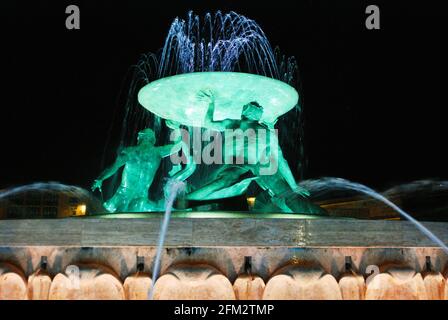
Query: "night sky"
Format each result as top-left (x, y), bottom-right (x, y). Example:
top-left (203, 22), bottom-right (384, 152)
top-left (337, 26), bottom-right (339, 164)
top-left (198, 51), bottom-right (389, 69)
top-left (2, 0), bottom-right (447, 191)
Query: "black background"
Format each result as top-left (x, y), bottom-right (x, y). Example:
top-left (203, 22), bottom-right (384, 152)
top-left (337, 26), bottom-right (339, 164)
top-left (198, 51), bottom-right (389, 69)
top-left (0, 300), bottom-right (445, 318)
top-left (1, 0), bottom-right (447, 190)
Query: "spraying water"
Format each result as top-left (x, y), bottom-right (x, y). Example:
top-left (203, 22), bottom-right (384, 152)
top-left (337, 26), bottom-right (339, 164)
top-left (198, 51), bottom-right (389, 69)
top-left (299, 177), bottom-right (448, 255)
top-left (0, 182), bottom-right (104, 216)
top-left (383, 179), bottom-right (448, 196)
top-left (0, 182), bottom-right (92, 201)
top-left (148, 179), bottom-right (186, 300)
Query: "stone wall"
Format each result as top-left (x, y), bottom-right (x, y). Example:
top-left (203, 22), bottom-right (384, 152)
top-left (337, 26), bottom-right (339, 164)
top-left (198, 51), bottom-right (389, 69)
top-left (0, 218), bottom-right (447, 299)
top-left (0, 246), bottom-right (447, 300)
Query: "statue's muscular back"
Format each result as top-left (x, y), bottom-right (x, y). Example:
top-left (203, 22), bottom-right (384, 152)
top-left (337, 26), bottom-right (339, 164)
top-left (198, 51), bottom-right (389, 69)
top-left (119, 145), bottom-right (163, 193)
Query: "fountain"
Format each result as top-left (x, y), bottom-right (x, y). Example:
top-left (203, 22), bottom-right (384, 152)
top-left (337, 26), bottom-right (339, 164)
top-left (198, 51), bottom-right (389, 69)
top-left (0, 11), bottom-right (448, 300)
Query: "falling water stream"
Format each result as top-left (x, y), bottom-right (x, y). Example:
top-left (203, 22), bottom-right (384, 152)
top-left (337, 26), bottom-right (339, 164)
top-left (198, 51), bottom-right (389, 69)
top-left (299, 177), bottom-right (448, 255)
top-left (148, 180), bottom-right (186, 300)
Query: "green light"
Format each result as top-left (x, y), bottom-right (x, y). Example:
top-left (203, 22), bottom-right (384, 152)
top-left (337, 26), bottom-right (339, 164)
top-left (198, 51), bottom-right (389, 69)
top-left (86, 212), bottom-right (329, 220)
top-left (138, 72), bottom-right (299, 128)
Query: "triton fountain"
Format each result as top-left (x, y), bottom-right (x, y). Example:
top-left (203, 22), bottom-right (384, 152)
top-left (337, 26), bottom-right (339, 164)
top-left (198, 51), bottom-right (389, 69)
top-left (0, 11), bottom-right (447, 300)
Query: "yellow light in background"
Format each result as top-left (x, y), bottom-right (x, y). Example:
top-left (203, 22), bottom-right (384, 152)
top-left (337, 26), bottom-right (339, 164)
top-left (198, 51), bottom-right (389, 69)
top-left (247, 197), bottom-right (256, 208)
top-left (76, 204), bottom-right (87, 216)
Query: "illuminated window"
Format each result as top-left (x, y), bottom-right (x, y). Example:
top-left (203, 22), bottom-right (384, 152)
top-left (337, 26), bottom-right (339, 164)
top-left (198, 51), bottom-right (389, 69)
top-left (76, 204), bottom-right (87, 216)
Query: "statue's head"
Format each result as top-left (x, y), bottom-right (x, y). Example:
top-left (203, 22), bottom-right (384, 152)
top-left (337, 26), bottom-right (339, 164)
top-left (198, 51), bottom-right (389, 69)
top-left (241, 101), bottom-right (263, 121)
top-left (137, 128), bottom-right (156, 145)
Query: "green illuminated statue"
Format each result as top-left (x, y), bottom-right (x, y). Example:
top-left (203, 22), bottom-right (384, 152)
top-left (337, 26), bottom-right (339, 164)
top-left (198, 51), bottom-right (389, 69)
top-left (186, 89), bottom-right (310, 213)
top-left (92, 126), bottom-right (194, 212)
top-left (130, 72), bottom-right (323, 214)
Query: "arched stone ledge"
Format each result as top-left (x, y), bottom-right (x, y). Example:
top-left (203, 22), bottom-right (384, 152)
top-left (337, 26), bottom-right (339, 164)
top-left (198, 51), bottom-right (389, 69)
top-left (0, 262), bottom-right (28, 300)
top-left (263, 264), bottom-right (343, 300)
top-left (0, 247), bottom-right (447, 300)
top-left (49, 264), bottom-right (125, 300)
top-left (153, 263), bottom-right (236, 300)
